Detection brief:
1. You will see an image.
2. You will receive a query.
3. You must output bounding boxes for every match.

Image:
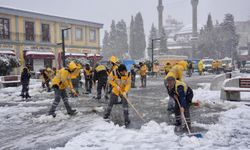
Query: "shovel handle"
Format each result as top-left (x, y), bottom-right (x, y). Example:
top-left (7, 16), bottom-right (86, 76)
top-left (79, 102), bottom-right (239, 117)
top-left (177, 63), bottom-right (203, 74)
top-left (122, 94), bottom-right (145, 122)
top-left (174, 96), bottom-right (191, 134)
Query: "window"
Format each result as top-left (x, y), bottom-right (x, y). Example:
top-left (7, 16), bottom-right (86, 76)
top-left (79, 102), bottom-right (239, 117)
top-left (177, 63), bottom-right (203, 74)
top-left (75, 28), bottom-right (82, 41)
top-left (42, 24), bottom-right (50, 42)
top-left (61, 26), bottom-right (69, 40)
top-left (44, 59), bottom-right (52, 68)
top-left (0, 18), bottom-right (10, 40)
top-left (89, 29), bottom-right (96, 42)
top-left (25, 21), bottom-right (35, 41)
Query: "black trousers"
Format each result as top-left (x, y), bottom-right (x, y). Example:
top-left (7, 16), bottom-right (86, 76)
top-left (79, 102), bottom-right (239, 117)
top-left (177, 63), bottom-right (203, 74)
top-left (105, 92), bottom-right (129, 122)
top-left (141, 75), bottom-right (147, 87)
top-left (21, 83), bottom-right (29, 97)
top-left (49, 88), bottom-right (73, 114)
top-left (85, 78), bottom-right (92, 93)
top-left (131, 74), bottom-right (136, 88)
top-left (97, 77), bottom-right (107, 98)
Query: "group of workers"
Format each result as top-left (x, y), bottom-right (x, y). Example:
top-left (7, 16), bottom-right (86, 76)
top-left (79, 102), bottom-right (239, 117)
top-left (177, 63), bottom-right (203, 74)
top-left (19, 56), bottom-right (196, 130)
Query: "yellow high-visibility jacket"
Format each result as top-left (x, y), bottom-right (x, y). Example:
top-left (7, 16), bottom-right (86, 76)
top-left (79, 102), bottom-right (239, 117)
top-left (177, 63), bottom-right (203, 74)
top-left (84, 67), bottom-right (92, 76)
top-left (71, 66), bottom-right (81, 79)
top-left (108, 70), bottom-right (131, 96)
top-left (140, 65), bottom-right (148, 76)
top-left (109, 65), bottom-right (118, 75)
top-left (52, 68), bottom-right (75, 93)
top-left (169, 64), bottom-right (184, 81)
top-left (198, 60), bottom-right (203, 72)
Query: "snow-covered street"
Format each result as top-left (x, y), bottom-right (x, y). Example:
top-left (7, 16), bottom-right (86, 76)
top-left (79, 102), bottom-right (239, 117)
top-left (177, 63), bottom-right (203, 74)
top-left (1, 73), bottom-right (250, 150)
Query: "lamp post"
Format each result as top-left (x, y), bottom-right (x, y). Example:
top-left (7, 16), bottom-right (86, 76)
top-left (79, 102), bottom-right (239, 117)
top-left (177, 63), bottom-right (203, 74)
top-left (61, 27), bottom-right (71, 67)
top-left (151, 38), bottom-right (161, 73)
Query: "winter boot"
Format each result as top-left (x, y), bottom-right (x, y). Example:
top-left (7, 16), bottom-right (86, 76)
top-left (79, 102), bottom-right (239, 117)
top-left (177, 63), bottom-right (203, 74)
top-left (48, 112), bottom-right (56, 118)
top-left (125, 119), bottom-right (131, 128)
top-left (64, 101), bottom-right (76, 115)
top-left (103, 113), bottom-right (110, 120)
top-left (68, 109), bottom-right (77, 116)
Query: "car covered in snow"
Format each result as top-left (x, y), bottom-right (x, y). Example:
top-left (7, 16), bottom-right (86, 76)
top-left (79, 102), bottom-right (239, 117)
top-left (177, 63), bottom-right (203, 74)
top-left (202, 58), bottom-right (213, 72)
top-left (240, 61), bottom-right (250, 73)
top-left (221, 57), bottom-right (233, 72)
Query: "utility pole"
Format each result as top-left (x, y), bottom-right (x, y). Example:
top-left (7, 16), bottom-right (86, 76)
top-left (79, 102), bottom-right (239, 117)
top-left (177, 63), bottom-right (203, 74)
top-left (61, 28), bottom-right (71, 67)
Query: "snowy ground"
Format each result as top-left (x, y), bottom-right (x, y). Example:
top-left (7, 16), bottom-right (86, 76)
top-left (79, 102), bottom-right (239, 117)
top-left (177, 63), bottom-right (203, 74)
top-left (0, 73), bottom-right (250, 150)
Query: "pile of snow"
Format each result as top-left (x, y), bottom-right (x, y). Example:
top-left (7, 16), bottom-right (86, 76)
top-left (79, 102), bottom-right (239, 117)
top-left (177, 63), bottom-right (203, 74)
top-left (51, 104), bottom-right (250, 150)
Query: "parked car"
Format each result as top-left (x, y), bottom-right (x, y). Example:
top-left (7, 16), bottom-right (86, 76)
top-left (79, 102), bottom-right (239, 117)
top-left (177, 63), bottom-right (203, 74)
top-left (240, 61), bottom-right (250, 73)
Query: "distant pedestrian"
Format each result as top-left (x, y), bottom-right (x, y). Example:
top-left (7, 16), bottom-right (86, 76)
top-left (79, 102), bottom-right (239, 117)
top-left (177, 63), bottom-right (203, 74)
top-left (20, 67), bottom-right (31, 99)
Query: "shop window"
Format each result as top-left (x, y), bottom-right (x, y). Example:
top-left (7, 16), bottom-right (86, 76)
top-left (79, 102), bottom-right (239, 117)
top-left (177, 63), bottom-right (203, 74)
top-left (25, 21), bottom-right (35, 41)
top-left (42, 24), bottom-right (50, 42)
top-left (89, 29), bottom-right (96, 42)
top-left (44, 59), bottom-right (52, 68)
top-left (0, 18), bottom-right (10, 40)
top-left (75, 28), bottom-right (82, 41)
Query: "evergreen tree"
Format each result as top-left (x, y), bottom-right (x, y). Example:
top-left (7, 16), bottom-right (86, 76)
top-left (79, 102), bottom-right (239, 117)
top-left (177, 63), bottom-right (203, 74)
top-left (148, 24), bottom-right (157, 59)
top-left (102, 31), bottom-right (111, 59)
top-left (109, 20), bottom-right (117, 56)
top-left (206, 13), bottom-right (213, 31)
top-left (160, 28), bottom-right (167, 54)
top-left (131, 12), bottom-right (146, 60)
top-left (116, 20), bottom-right (128, 58)
top-left (221, 13), bottom-right (239, 60)
top-left (129, 16), bottom-right (135, 58)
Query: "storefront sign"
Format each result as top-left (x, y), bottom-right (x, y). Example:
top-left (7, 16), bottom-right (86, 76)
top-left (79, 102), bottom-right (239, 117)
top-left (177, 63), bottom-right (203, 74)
top-left (0, 44), bottom-right (14, 50)
top-left (24, 46), bottom-right (53, 52)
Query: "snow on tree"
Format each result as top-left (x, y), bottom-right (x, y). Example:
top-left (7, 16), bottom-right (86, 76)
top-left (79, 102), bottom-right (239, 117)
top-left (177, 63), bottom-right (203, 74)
top-left (0, 55), bottom-right (20, 76)
top-left (147, 24), bottom-right (157, 59)
top-left (116, 19), bottom-right (128, 58)
top-left (160, 28), bottom-right (167, 54)
top-left (130, 12), bottom-right (146, 60)
top-left (220, 13), bottom-right (239, 61)
top-left (109, 20), bottom-right (118, 57)
top-left (129, 16), bottom-right (135, 58)
top-left (102, 31), bottom-right (111, 59)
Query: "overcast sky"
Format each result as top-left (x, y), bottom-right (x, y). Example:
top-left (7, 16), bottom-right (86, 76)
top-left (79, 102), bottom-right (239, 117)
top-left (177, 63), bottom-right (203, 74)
top-left (1, 0), bottom-right (250, 39)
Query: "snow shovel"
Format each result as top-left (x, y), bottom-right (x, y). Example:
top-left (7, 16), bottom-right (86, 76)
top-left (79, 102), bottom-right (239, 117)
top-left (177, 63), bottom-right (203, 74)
top-left (174, 96), bottom-right (203, 138)
top-left (122, 93), bottom-right (145, 122)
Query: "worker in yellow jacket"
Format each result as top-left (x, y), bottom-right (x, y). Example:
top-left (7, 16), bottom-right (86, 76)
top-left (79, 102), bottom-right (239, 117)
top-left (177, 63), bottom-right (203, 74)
top-left (139, 62), bottom-right (148, 88)
top-left (165, 73), bottom-right (193, 131)
top-left (83, 63), bottom-right (93, 94)
top-left (106, 56), bottom-right (119, 97)
top-left (42, 66), bottom-right (54, 92)
top-left (104, 64), bottom-right (131, 127)
top-left (164, 62), bottom-right (172, 75)
top-left (71, 63), bottom-right (81, 94)
top-left (48, 61), bottom-right (78, 117)
top-left (168, 63), bottom-right (185, 81)
top-left (198, 60), bottom-right (203, 75)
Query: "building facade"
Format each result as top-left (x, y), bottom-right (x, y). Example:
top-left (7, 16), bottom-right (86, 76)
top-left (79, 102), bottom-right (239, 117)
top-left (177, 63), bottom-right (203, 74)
top-left (0, 7), bottom-right (103, 73)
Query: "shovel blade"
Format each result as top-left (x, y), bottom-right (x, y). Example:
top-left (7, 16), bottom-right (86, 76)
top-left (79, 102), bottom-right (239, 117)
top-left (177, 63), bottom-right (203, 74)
top-left (188, 133), bottom-right (203, 138)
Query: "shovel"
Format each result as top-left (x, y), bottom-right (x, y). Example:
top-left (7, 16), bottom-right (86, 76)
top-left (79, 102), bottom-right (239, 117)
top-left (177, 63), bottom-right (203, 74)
top-left (122, 93), bottom-right (145, 122)
top-left (175, 96), bottom-right (203, 138)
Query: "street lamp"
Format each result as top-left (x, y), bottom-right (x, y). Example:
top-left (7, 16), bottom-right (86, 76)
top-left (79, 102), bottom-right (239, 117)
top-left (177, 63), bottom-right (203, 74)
top-left (151, 38), bottom-right (161, 73)
top-left (61, 27), bottom-right (71, 67)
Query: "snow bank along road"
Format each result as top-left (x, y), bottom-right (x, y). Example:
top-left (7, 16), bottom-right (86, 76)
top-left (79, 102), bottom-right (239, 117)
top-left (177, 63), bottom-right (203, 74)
top-left (0, 73), bottom-right (250, 149)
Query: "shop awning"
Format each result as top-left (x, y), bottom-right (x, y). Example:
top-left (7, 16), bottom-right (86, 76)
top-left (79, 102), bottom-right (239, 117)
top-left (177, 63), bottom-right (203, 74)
top-left (87, 53), bottom-right (103, 61)
top-left (25, 51), bottom-right (55, 59)
top-left (65, 52), bottom-right (87, 58)
top-left (0, 50), bottom-right (16, 56)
